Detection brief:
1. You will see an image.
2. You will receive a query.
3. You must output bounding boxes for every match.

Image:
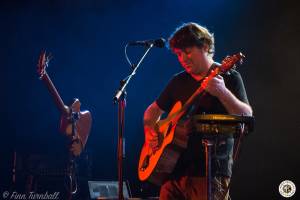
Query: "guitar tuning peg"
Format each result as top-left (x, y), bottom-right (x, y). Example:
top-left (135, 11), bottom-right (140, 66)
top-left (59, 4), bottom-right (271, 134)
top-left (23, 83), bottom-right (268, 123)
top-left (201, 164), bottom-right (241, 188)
top-left (238, 52), bottom-right (245, 64)
top-left (45, 53), bottom-right (53, 66)
top-left (239, 52), bottom-right (245, 59)
top-left (47, 53), bottom-right (53, 60)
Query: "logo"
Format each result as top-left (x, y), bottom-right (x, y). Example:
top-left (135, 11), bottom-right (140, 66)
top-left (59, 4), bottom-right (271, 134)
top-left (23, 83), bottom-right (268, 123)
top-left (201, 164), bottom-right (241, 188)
top-left (279, 180), bottom-right (296, 198)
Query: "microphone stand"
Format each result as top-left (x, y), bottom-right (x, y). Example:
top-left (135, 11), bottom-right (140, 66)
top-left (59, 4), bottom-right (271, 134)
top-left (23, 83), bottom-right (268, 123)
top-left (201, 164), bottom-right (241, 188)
top-left (113, 43), bottom-right (155, 200)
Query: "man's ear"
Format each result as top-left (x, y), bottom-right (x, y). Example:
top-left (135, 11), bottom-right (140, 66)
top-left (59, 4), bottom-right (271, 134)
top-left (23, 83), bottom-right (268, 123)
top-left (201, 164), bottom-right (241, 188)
top-left (202, 43), bottom-right (209, 53)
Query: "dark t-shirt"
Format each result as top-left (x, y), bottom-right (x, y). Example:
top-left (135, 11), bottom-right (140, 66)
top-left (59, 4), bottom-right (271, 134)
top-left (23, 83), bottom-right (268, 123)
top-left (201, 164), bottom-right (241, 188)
top-left (156, 67), bottom-right (249, 178)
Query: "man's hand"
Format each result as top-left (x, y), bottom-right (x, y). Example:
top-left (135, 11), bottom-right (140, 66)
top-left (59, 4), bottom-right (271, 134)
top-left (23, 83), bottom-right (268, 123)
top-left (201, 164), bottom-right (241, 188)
top-left (203, 71), bottom-right (253, 116)
top-left (143, 101), bottom-right (165, 152)
top-left (204, 74), bottom-right (227, 97)
top-left (144, 126), bottom-right (160, 152)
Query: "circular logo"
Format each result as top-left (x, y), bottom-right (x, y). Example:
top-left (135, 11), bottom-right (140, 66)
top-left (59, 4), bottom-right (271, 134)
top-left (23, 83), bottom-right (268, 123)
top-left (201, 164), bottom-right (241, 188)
top-left (279, 180), bottom-right (296, 198)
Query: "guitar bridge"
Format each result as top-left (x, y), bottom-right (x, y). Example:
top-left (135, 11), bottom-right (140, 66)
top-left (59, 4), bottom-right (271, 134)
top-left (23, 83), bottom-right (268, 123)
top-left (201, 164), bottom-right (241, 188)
top-left (140, 155), bottom-right (150, 171)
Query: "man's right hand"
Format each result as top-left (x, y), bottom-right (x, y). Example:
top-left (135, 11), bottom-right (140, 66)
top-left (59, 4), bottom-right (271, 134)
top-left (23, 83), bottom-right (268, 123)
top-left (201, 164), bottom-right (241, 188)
top-left (143, 101), bottom-right (165, 152)
top-left (144, 126), bottom-right (160, 152)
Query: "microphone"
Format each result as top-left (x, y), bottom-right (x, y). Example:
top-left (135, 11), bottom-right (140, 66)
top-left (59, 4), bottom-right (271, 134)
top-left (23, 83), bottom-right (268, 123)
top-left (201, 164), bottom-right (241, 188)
top-left (128, 38), bottom-right (165, 48)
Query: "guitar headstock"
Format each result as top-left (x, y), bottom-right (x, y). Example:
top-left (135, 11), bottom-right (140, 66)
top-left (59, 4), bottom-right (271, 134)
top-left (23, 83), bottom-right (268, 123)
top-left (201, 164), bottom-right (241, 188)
top-left (220, 52), bottom-right (245, 73)
top-left (37, 50), bottom-right (51, 79)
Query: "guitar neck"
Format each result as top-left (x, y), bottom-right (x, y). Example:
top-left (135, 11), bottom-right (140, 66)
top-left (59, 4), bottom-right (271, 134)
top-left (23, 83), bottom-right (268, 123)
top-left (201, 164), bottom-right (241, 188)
top-left (158, 68), bottom-right (221, 127)
top-left (183, 68), bottom-right (220, 111)
top-left (42, 72), bottom-right (68, 115)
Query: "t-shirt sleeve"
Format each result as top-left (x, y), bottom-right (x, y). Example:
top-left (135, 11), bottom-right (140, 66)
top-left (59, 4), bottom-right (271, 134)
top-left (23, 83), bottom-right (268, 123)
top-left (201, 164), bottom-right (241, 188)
top-left (226, 70), bottom-right (249, 105)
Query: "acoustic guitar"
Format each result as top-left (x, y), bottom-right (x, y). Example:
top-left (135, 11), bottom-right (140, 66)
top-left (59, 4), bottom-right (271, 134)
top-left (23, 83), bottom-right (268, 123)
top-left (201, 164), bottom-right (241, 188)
top-left (138, 53), bottom-right (245, 185)
top-left (37, 51), bottom-right (92, 156)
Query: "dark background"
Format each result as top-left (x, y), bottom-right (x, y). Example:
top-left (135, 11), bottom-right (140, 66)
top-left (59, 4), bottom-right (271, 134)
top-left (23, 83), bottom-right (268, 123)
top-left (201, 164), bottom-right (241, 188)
top-left (0, 0), bottom-right (299, 199)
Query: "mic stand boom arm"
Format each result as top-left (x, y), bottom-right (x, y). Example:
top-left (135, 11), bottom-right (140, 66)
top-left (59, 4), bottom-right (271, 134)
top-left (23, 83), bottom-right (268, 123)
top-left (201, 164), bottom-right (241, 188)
top-left (114, 43), bottom-right (154, 102)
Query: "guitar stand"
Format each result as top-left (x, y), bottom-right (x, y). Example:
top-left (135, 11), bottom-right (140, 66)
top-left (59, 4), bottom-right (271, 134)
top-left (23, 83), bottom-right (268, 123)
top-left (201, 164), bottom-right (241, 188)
top-left (67, 110), bottom-right (80, 200)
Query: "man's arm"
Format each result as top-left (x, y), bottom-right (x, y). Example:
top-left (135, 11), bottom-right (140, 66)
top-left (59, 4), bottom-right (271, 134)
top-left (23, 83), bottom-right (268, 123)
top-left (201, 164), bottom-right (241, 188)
top-left (217, 87), bottom-right (253, 115)
top-left (205, 75), bottom-right (253, 116)
top-left (144, 101), bottom-right (165, 151)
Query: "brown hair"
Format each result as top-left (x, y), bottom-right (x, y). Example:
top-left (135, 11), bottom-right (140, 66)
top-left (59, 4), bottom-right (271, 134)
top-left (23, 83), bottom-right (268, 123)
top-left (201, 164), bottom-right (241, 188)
top-left (168, 22), bottom-right (215, 56)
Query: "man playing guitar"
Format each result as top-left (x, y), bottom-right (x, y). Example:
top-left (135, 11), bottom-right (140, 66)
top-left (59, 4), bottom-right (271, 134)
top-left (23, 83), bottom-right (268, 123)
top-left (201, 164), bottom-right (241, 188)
top-left (142, 22), bottom-right (253, 200)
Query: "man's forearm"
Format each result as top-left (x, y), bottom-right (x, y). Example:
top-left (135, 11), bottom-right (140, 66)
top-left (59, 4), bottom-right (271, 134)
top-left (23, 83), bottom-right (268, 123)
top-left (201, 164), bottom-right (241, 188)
top-left (144, 102), bottom-right (164, 128)
top-left (218, 88), bottom-right (253, 116)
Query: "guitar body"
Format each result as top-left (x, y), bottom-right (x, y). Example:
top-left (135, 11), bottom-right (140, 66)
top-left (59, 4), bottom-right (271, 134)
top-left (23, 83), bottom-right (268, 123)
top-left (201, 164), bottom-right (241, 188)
top-left (138, 102), bottom-right (189, 185)
top-left (60, 110), bottom-right (92, 148)
top-left (59, 98), bottom-right (92, 149)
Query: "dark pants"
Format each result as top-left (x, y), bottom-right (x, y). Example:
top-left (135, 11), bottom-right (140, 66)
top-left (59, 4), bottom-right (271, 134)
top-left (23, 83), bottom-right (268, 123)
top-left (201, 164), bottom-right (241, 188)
top-left (160, 176), bottom-right (230, 200)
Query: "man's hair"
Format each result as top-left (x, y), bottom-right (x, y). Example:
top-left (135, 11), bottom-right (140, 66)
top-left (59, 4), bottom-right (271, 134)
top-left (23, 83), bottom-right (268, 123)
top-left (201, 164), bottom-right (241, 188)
top-left (168, 22), bottom-right (215, 56)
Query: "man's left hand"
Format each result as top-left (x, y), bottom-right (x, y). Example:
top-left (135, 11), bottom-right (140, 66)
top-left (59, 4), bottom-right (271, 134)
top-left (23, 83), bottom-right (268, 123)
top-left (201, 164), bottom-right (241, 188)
top-left (204, 75), bottom-right (227, 97)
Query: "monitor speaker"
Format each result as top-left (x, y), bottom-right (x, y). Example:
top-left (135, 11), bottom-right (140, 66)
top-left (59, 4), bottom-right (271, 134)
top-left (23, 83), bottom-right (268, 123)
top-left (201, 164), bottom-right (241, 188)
top-left (88, 181), bottom-right (130, 199)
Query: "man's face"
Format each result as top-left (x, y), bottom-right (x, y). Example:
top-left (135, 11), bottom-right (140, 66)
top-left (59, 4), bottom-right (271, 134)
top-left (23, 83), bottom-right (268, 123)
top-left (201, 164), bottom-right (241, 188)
top-left (173, 46), bottom-right (206, 75)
